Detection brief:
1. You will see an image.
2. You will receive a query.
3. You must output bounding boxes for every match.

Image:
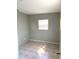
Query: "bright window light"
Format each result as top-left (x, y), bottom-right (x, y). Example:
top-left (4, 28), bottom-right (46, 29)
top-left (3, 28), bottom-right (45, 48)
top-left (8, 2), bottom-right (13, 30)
top-left (38, 19), bottom-right (48, 30)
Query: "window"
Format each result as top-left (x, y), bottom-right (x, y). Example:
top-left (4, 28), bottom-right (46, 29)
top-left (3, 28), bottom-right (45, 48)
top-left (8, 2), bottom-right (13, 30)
top-left (38, 19), bottom-right (48, 30)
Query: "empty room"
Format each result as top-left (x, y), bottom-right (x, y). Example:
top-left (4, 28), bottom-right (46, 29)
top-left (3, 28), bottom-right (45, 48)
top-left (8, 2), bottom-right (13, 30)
top-left (17, 0), bottom-right (60, 59)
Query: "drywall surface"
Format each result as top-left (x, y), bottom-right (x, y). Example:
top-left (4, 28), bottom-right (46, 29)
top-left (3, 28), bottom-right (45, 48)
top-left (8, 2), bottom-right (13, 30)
top-left (17, 11), bottom-right (29, 46)
top-left (29, 13), bottom-right (60, 44)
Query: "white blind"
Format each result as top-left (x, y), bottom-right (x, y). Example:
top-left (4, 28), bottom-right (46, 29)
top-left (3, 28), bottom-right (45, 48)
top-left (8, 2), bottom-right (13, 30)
top-left (38, 19), bottom-right (48, 30)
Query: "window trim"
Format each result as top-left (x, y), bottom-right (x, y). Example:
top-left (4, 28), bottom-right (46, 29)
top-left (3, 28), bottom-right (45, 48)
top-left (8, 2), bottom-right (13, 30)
top-left (38, 19), bottom-right (48, 30)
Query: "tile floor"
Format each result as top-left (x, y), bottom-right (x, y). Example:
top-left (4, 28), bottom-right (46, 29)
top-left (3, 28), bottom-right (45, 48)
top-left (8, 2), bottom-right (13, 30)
top-left (19, 41), bottom-right (60, 59)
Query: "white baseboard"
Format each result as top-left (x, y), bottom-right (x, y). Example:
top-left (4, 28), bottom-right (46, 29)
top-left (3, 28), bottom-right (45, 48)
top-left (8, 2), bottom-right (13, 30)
top-left (29, 39), bottom-right (59, 45)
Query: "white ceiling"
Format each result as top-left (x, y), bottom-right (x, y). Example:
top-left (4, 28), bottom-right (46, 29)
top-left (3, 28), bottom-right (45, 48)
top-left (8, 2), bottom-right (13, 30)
top-left (17, 0), bottom-right (60, 15)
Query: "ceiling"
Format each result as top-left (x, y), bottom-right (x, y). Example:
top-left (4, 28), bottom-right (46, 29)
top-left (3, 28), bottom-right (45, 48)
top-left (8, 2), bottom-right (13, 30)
top-left (17, 0), bottom-right (60, 15)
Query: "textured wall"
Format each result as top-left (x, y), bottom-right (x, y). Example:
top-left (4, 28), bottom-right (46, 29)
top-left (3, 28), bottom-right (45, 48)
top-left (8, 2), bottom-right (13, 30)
top-left (17, 11), bottom-right (29, 46)
top-left (29, 13), bottom-right (60, 44)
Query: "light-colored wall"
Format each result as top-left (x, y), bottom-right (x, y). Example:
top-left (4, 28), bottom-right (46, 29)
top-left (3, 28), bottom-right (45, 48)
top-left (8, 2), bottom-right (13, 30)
top-left (29, 13), bottom-right (60, 44)
top-left (17, 11), bottom-right (29, 46)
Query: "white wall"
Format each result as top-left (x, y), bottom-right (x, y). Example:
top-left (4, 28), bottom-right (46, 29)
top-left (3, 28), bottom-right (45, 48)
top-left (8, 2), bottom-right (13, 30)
top-left (17, 10), bottom-right (29, 46)
top-left (17, 12), bottom-right (60, 45)
top-left (29, 13), bottom-right (60, 44)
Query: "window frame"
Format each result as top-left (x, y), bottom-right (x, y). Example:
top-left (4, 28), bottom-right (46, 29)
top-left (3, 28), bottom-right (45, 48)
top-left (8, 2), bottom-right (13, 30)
top-left (38, 19), bottom-right (48, 30)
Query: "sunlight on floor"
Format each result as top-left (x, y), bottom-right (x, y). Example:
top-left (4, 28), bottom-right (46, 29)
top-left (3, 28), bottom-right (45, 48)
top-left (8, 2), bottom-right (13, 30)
top-left (37, 45), bottom-right (48, 59)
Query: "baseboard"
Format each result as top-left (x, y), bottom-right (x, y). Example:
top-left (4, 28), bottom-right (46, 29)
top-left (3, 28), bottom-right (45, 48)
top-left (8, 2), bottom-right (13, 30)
top-left (29, 39), bottom-right (59, 45)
